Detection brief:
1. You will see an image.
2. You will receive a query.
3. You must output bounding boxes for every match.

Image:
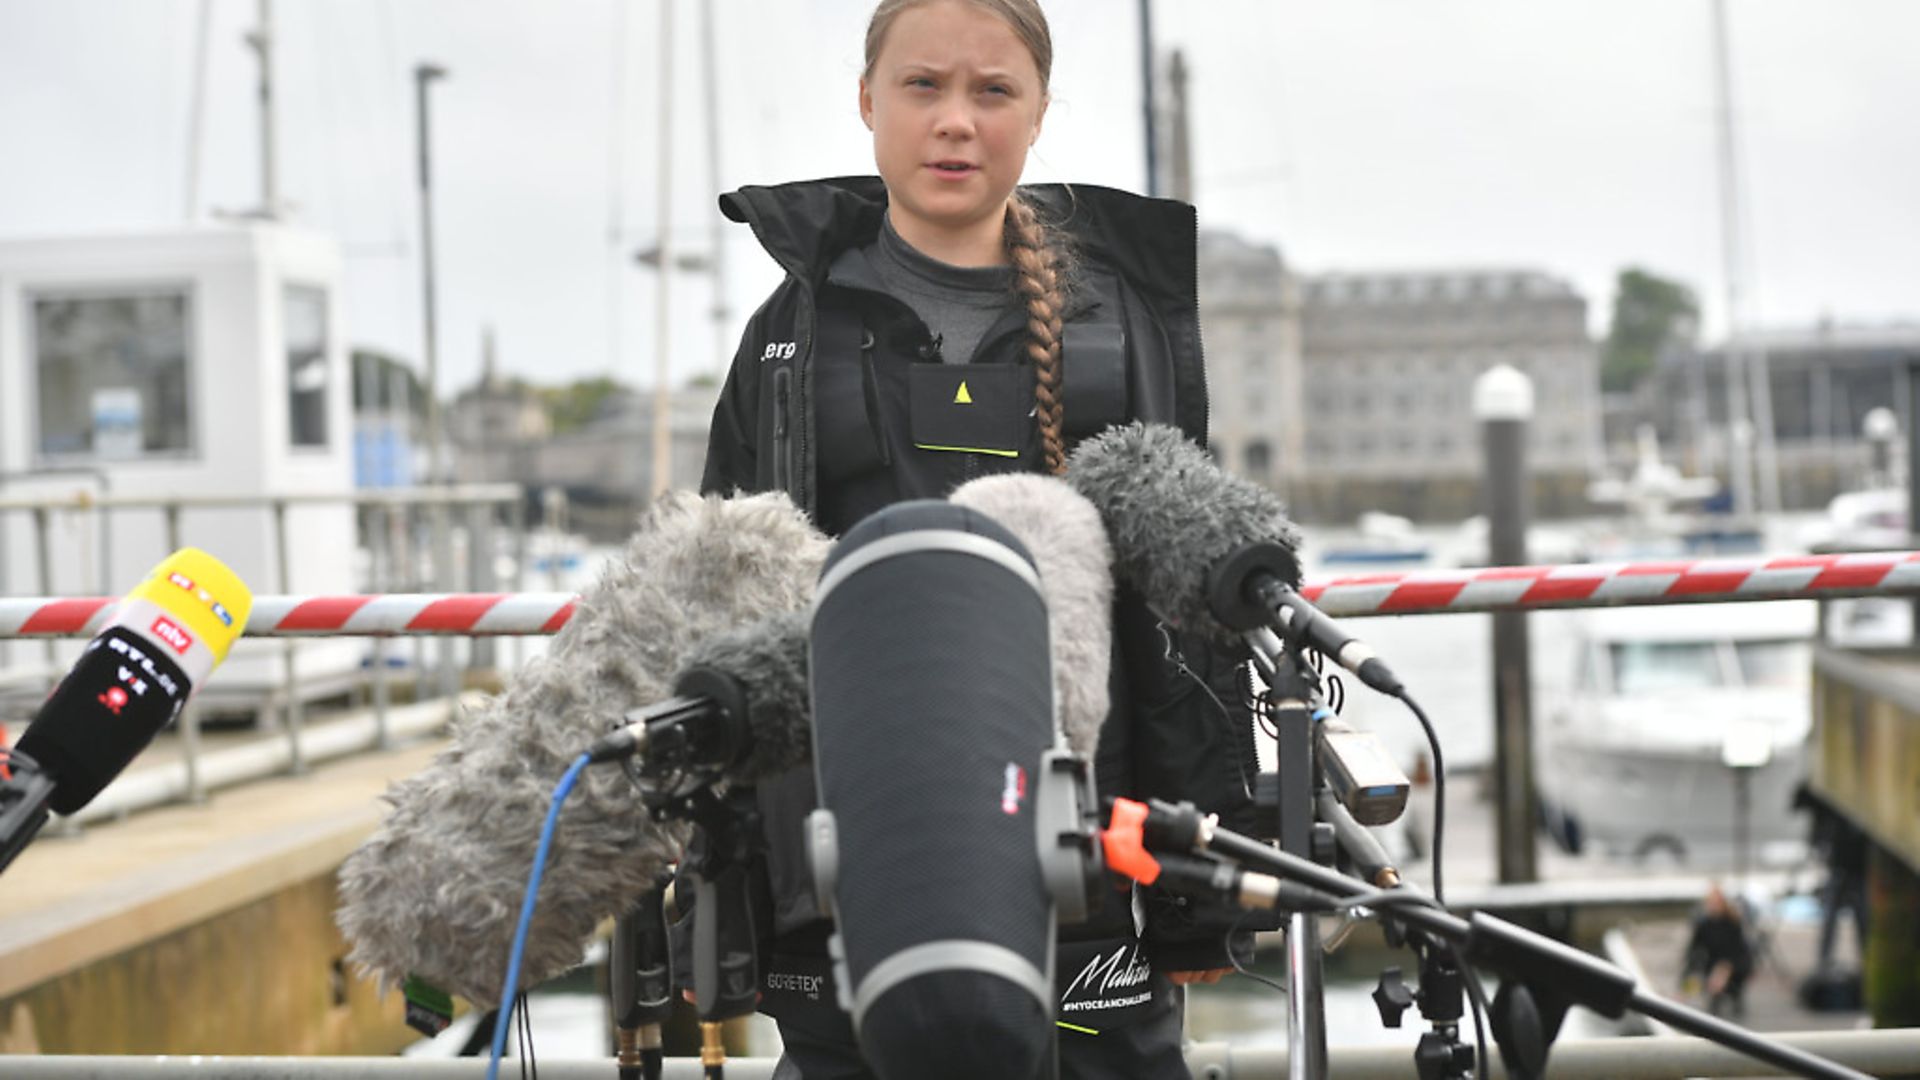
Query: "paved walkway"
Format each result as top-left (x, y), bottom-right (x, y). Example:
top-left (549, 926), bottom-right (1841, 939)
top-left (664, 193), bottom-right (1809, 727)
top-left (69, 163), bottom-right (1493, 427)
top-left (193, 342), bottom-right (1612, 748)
top-left (0, 704), bottom-right (455, 1000)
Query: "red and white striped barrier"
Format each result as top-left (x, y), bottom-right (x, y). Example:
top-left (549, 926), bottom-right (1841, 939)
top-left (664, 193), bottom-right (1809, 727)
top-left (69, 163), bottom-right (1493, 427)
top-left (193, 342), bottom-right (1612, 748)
top-left (0, 593), bottom-right (580, 639)
top-left (2, 552), bottom-right (1917, 638)
top-left (1300, 550), bottom-right (1920, 617)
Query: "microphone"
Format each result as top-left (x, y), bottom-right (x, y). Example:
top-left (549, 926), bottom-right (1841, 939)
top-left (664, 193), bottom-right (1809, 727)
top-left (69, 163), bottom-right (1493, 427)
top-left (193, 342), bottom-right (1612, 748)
top-left (949, 473), bottom-right (1112, 757)
top-left (807, 500), bottom-right (1059, 1080)
top-left (335, 491), bottom-right (830, 1005)
top-left (1066, 422), bottom-right (1406, 698)
top-left (587, 610), bottom-right (813, 791)
top-left (3, 550), bottom-right (252, 875)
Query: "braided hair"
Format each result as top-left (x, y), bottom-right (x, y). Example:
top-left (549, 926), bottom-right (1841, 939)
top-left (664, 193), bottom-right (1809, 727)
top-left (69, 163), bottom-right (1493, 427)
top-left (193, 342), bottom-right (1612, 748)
top-left (1004, 192), bottom-right (1071, 474)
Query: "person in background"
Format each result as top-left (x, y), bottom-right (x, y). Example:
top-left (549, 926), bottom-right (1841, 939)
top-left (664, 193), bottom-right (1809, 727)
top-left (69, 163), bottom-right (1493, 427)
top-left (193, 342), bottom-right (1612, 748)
top-left (1683, 882), bottom-right (1755, 1019)
top-left (699, 1), bottom-right (1264, 1076)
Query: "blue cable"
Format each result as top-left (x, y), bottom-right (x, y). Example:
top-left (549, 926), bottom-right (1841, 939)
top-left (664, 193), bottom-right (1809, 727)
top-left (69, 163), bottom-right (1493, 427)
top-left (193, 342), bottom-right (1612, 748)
top-left (487, 751), bottom-right (593, 1080)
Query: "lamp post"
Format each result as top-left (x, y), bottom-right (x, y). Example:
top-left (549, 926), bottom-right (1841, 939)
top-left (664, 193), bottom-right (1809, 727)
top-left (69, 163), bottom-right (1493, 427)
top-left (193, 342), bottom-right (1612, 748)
top-left (414, 61), bottom-right (449, 486)
top-left (413, 60), bottom-right (454, 698)
top-left (1475, 364), bottom-right (1538, 884)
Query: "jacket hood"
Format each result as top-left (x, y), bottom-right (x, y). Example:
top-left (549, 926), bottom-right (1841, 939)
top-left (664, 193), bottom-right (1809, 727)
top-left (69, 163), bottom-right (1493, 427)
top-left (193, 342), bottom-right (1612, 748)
top-left (718, 176), bottom-right (1197, 315)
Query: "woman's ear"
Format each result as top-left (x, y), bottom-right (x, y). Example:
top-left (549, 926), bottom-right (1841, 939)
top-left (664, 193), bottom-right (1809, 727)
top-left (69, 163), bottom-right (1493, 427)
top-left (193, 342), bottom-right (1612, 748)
top-left (1030, 93), bottom-right (1049, 146)
top-left (859, 78), bottom-right (875, 131)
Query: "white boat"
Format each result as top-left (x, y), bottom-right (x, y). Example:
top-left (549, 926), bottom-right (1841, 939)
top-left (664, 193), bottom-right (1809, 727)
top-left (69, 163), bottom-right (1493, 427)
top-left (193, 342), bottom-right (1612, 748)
top-left (1537, 599), bottom-right (1815, 869)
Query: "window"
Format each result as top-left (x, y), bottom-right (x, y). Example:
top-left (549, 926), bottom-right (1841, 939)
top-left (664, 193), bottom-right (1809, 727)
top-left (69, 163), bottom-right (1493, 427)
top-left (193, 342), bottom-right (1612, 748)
top-left (1608, 641), bottom-right (1722, 695)
top-left (1734, 640), bottom-right (1810, 689)
top-left (286, 285), bottom-right (330, 448)
top-left (33, 290), bottom-right (194, 460)
top-left (1243, 440), bottom-right (1273, 478)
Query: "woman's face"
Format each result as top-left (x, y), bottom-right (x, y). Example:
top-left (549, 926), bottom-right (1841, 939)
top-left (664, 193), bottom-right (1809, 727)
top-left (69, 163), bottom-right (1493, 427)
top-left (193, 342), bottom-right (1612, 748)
top-left (860, 0), bottom-right (1048, 257)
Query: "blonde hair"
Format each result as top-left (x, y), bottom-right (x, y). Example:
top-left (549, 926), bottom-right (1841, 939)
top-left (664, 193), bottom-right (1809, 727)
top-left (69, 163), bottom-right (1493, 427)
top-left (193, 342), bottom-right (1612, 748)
top-left (864, 0), bottom-right (1072, 474)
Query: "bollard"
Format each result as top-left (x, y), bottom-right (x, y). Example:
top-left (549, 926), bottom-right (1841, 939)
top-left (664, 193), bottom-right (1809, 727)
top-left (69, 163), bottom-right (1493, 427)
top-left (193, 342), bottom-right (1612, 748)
top-left (1474, 364), bottom-right (1538, 884)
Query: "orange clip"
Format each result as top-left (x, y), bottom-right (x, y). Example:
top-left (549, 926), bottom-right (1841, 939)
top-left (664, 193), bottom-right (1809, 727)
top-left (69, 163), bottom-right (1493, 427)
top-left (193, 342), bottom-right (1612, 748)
top-left (1102, 797), bottom-right (1162, 885)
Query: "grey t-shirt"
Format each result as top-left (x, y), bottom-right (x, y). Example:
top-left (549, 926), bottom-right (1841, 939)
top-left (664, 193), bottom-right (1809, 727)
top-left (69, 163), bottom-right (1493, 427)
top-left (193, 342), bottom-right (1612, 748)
top-left (864, 216), bottom-right (1018, 364)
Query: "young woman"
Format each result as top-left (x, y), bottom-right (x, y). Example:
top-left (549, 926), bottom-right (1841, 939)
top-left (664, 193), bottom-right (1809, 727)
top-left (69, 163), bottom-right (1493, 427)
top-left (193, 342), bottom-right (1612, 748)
top-left (701, 2), bottom-right (1262, 1076)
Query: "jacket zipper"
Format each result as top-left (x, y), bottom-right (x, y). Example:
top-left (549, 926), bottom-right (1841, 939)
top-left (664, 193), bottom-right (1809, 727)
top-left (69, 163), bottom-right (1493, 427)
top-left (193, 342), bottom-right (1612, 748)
top-left (1187, 210), bottom-right (1210, 444)
top-left (772, 365), bottom-right (793, 495)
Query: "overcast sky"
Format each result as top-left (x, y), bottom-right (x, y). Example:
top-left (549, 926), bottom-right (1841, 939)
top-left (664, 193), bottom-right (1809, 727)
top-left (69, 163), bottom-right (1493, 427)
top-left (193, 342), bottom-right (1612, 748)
top-left (4, 0), bottom-right (1919, 397)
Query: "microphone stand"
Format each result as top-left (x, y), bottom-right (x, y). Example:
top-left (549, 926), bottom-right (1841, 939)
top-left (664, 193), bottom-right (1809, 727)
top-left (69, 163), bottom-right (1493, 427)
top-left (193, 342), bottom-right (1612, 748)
top-left (1241, 625), bottom-right (1331, 1080)
top-left (1124, 798), bottom-right (1873, 1080)
top-left (610, 872), bottom-right (674, 1080)
top-left (662, 786), bottom-right (763, 1080)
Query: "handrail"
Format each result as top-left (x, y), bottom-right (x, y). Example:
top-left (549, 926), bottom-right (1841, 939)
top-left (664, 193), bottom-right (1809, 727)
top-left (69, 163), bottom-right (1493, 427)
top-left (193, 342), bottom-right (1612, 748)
top-left (2, 550), bottom-right (1917, 639)
top-left (0, 484), bottom-right (522, 512)
top-left (1299, 549), bottom-right (1920, 616)
top-left (2, 1029), bottom-right (1917, 1078)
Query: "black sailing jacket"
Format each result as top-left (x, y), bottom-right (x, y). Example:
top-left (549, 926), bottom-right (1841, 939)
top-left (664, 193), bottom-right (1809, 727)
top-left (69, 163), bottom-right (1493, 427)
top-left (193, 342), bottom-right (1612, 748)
top-left (701, 176), bottom-right (1266, 969)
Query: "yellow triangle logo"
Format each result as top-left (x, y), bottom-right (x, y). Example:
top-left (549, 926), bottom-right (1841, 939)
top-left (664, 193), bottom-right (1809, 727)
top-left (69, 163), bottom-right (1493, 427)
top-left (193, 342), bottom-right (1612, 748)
top-left (953, 381), bottom-right (973, 405)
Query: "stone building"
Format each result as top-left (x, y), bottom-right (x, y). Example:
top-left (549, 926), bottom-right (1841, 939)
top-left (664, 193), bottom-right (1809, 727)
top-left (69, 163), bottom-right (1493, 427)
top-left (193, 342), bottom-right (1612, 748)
top-left (1642, 323), bottom-right (1920, 510)
top-left (1293, 270), bottom-right (1602, 522)
top-left (1197, 230), bottom-right (1303, 493)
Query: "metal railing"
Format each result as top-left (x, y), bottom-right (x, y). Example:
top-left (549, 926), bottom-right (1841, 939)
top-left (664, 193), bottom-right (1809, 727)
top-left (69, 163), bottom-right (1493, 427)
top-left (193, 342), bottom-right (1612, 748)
top-left (0, 483), bottom-right (546, 814)
top-left (4, 1029), bottom-right (1919, 1079)
top-left (5, 550), bottom-right (1918, 1076)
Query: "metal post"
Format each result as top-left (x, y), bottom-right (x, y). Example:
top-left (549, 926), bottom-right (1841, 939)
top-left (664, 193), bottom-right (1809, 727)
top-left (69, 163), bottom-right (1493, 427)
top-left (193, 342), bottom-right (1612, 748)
top-left (368, 504), bottom-right (392, 749)
top-left (33, 506), bottom-right (54, 682)
top-left (414, 62), bottom-right (448, 489)
top-left (243, 0), bottom-right (279, 218)
top-left (182, 0), bottom-right (212, 221)
top-left (1710, 0), bottom-right (1757, 520)
top-left (509, 493), bottom-right (529, 670)
top-left (1286, 911), bottom-right (1327, 1080)
top-left (468, 499), bottom-right (497, 671)
top-left (433, 497), bottom-right (455, 697)
top-left (273, 499), bottom-right (305, 775)
top-left (180, 700), bottom-right (206, 804)
top-left (164, 502), bottom-right (182, 555)
top-left (1909, 359), bottom-right (1920, 640)
top-left (1138, 0), bottom-right (1159, 196)
top-left (1476, 365), bottom-right (1538, 884)
top-left (699, 0), bottom-right (730, 381)
top-left (649, 0), bottom-right (676, 498)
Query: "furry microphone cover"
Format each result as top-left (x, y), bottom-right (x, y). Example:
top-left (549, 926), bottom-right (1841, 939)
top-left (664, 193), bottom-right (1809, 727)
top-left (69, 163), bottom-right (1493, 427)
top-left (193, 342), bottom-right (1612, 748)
top-left (1066, 422), bottom-right (1302, 644)
top-left (948, 473), bottom-right (1112, 759)
top-left (336, 491), bottom-right (830, 1004)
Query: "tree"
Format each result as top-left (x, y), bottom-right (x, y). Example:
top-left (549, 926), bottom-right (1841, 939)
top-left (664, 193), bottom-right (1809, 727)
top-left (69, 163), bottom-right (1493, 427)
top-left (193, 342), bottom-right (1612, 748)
top-left (1602, 268), bottom-right (1699, 393)
top-left (539, 376), bottom-right (631, 434)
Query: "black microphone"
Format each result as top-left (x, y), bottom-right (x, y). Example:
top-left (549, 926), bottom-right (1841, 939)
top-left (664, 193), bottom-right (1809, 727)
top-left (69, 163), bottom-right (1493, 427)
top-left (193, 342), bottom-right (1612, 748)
top-left (1067, 422), bottom-right (1406, 697)
top-left (587, 610), bottom-right (813, 790)
top-left (808, 500), bottom-right (1058, 1080)
top-left (336, 491), bottom-right (830, 1005)
top-left (3, 549), bottom-right (252, 876)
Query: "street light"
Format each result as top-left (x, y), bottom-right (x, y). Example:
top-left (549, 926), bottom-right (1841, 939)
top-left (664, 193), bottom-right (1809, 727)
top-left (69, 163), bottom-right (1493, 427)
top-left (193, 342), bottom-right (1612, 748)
top-left (414, 61), bottom-right (449, 485)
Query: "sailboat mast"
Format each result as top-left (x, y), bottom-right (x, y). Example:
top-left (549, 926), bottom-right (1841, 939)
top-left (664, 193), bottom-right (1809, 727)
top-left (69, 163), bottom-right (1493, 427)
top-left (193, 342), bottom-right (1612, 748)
top-left (1710, 0), bottom-right (1780, 515)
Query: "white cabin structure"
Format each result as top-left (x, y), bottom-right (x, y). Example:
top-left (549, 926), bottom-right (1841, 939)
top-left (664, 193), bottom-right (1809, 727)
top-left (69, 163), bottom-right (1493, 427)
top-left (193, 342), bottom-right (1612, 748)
top-left (0, 223), bottom-right (360, 697)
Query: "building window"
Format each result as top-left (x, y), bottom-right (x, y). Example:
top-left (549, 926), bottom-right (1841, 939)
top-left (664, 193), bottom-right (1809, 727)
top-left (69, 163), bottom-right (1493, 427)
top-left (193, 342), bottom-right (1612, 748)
top-left (286, 285), bottom-right (330, 448)
top-left (1244, 440), bottom-right (1273, 479)
top-left (32, 289), bottom-right (194, 461)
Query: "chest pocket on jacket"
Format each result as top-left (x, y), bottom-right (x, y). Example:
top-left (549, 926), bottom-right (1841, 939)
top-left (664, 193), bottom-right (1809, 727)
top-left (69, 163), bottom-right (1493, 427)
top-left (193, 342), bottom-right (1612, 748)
top-left (908, 362), bottom-right (1028, 457)
top-left (1061, 319), bottom-right (1130, 439)
top-left (813, 311), bottom-right (891, 485)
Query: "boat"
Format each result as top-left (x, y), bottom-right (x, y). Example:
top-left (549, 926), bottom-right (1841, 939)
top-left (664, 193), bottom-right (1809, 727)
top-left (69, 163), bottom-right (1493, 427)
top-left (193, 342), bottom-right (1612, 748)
top-left (1318, 511), bottom-right (1432, 565)
top-left (1536, 599), bottom-right (1816, 868)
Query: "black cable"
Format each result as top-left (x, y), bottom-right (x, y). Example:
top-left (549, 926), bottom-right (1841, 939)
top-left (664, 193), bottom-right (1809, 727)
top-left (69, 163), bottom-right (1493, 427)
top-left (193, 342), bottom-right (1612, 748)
top-left (1226, 911), bottom-right (1289, 997)
top-left (1399, 692), bottom-right (1447, 906)
top-left (517, 991), bottom-right (536, 1080)
top-left (1442, 940), bottom-right (1491, 1080)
